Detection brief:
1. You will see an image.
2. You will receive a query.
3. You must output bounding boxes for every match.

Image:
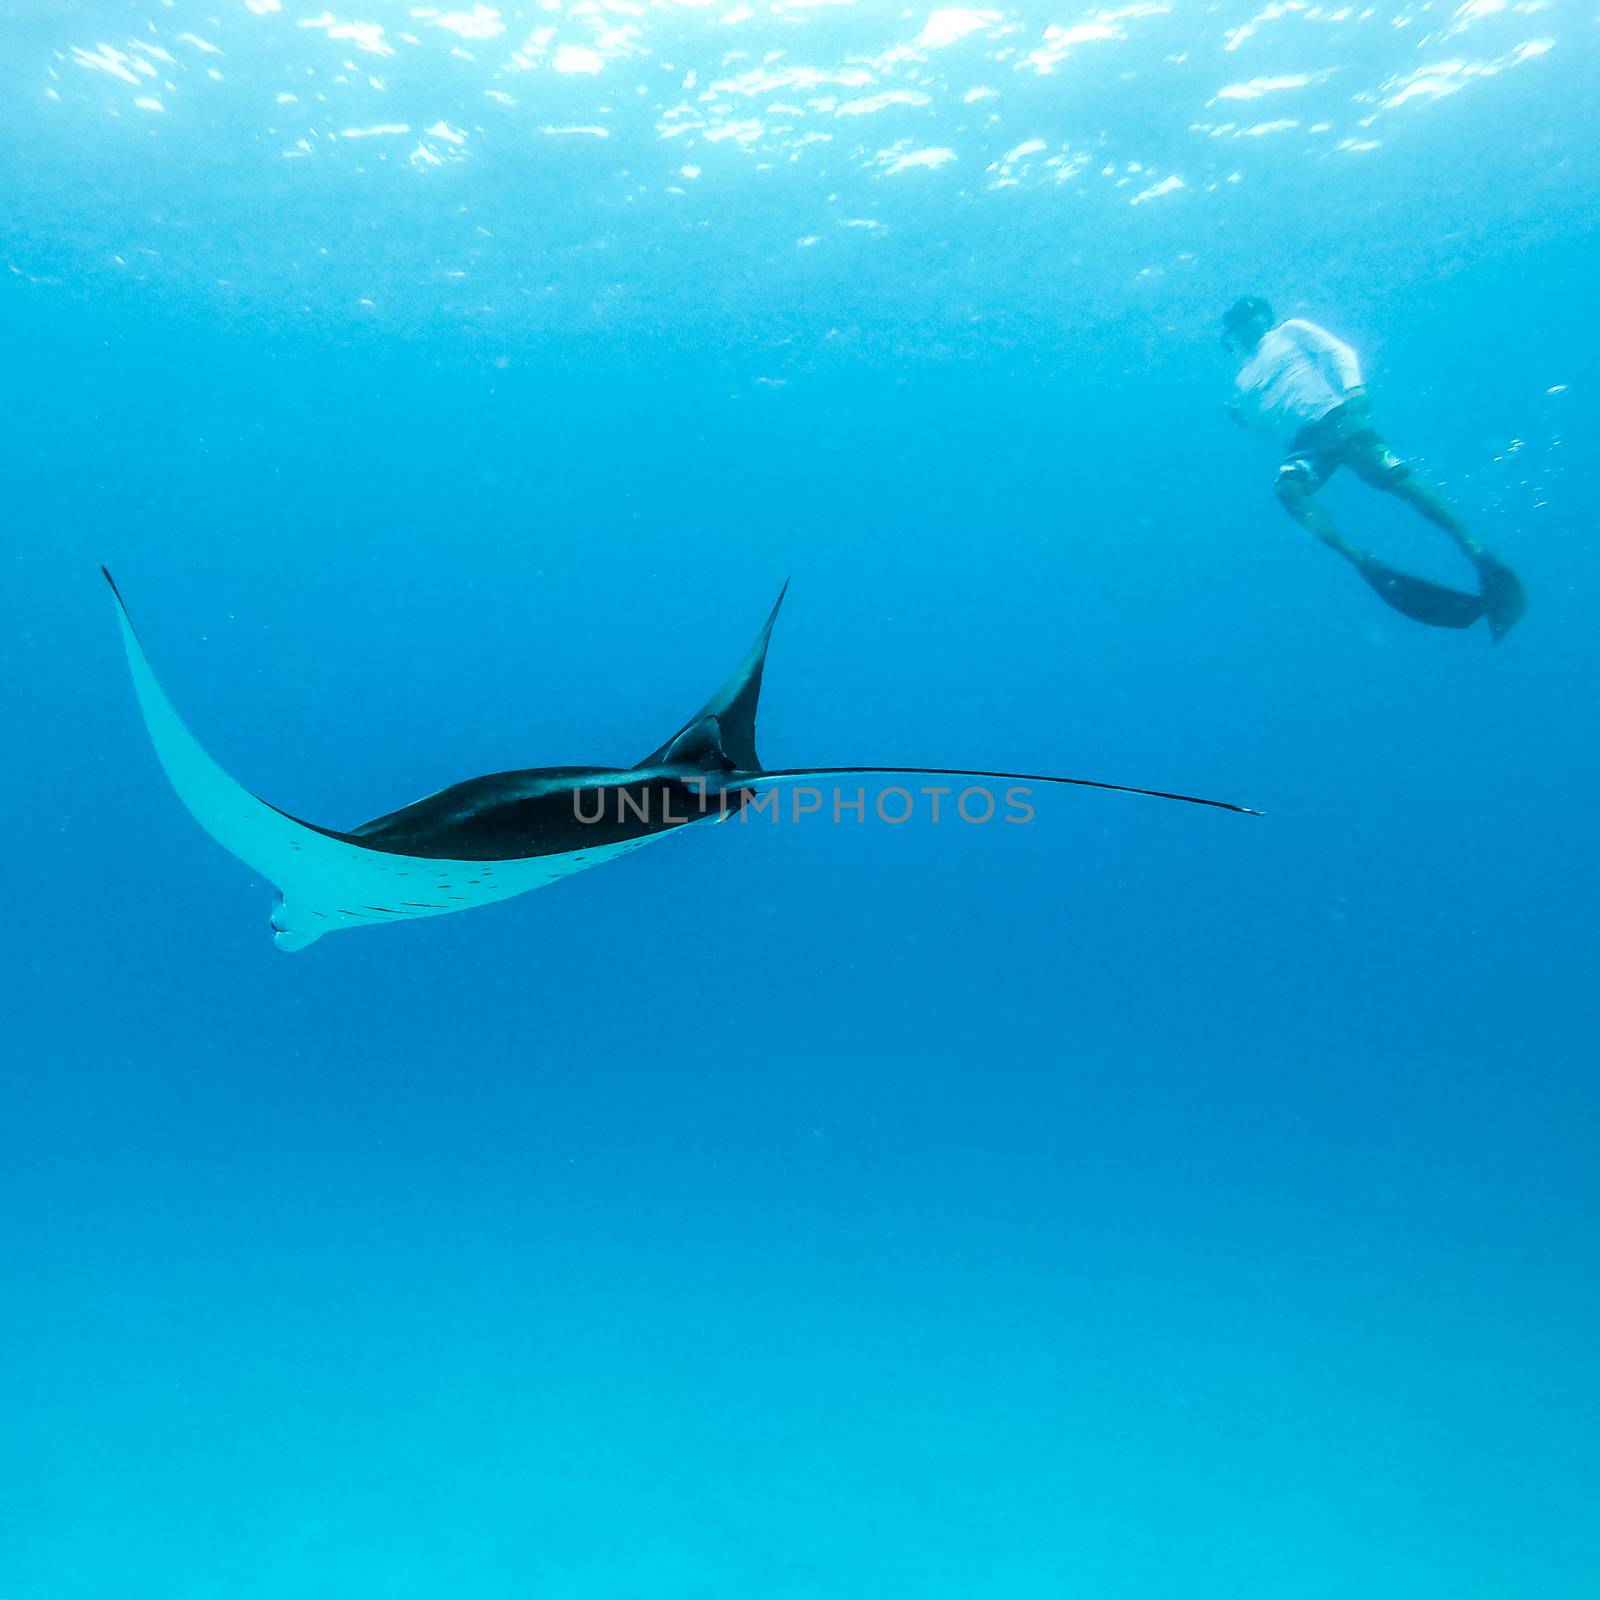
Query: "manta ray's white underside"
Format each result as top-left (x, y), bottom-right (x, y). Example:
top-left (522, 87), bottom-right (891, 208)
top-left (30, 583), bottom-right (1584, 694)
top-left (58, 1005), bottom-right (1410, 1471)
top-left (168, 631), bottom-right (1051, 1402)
top-left (109, 583), bottom-right (672, 951)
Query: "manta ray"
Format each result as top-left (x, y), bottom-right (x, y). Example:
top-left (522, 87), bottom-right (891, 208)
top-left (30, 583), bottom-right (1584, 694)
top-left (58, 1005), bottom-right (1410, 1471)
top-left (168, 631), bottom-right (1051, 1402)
top-left (104, 569), bottom-right (1257, 952)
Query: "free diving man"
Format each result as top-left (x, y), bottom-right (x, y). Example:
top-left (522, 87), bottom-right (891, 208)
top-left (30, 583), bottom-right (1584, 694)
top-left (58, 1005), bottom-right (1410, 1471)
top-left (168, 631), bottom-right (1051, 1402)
top-left (1222, 296), bottom-right (1526, 641)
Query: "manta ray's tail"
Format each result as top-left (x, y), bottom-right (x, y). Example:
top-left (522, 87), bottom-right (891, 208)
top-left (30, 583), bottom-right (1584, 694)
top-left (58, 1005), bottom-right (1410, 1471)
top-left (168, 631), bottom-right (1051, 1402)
top-left (635, 581), bottom-right (789, 774)
top-left (633, 582), bottom-right (1259, 816)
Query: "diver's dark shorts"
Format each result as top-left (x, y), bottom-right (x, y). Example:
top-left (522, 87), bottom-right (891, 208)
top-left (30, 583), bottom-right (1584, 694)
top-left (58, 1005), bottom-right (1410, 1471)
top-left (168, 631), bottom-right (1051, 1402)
top-left (1279, 394), bottom-right (1411, 492)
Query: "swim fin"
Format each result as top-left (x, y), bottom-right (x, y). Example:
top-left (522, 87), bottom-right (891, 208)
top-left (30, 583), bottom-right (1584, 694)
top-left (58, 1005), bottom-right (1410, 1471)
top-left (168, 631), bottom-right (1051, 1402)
top-left (1354, 555), bottom-right (1484, 630)
top-left (1474, 552), bottom-right (1527, 643)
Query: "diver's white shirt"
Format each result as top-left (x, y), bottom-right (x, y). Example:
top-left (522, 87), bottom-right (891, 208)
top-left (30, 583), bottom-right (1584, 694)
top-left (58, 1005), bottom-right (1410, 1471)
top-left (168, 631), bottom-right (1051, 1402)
top-left (1233, 318), bottom-right (1363, 443)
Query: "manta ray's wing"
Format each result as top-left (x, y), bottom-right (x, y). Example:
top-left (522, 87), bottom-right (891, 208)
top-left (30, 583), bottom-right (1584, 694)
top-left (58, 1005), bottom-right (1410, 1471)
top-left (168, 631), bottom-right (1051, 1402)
top-left (103, 568), bottom-right (363, 876)
top-left (635, 580), bottom-right (788, 773)
top-left (103, 569), bottom-right (588, 951)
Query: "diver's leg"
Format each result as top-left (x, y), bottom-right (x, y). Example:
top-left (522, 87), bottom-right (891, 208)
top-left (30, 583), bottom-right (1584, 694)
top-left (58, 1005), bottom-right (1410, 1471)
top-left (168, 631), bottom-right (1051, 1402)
top-left (1348, 439), bottom-right (1526, 639)
top-left (1344, 426), bottom-right (1483, 557)
top-left (1277, 468), bottom-right (1485, 629)
top-left (1275, 473), bottom-right (1365, 563)
top-left (1392, 474), bottom-right (1474, 543)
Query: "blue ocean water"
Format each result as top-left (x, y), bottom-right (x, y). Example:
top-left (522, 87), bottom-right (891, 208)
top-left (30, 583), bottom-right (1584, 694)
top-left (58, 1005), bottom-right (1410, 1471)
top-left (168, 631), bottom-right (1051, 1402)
top-left (3, 2), bottom-right (1597, 1594)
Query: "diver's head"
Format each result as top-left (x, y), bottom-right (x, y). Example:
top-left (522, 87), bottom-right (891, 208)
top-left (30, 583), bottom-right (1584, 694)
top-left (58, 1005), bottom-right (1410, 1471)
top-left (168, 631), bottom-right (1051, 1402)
top-left (1222, 295), bottom-right (1273, 354)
